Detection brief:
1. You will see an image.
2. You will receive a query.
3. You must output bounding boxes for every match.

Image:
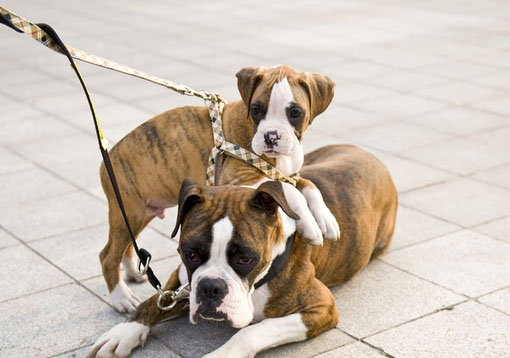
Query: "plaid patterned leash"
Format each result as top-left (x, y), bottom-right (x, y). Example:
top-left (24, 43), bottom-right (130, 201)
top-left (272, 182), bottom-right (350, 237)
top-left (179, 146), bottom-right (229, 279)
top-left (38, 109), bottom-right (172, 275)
top-left (0, 5), bottom-right (297, 187)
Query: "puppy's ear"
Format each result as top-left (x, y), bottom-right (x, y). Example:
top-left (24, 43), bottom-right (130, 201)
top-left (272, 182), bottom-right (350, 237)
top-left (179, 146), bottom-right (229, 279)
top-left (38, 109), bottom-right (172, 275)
top-left (299, 72), bottom-right (335, 124)
top-left (250, 181), bottom-right (300, 220)
top-left (236, 66), bottom-right (264, 108)
top-left (171, 178), bottom-right (204, 238)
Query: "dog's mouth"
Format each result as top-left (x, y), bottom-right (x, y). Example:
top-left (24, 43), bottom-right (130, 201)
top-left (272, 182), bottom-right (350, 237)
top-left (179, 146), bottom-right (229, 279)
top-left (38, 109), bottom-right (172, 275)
top-left (262, 149), bottom-right (281, 157)
top-left (199, 313), bottom-right (226, 322)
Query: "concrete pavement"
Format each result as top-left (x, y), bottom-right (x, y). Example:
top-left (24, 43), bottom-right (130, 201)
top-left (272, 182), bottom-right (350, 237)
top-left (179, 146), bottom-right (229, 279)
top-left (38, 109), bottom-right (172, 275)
top-left (1, 0), bottom-right (509, 357)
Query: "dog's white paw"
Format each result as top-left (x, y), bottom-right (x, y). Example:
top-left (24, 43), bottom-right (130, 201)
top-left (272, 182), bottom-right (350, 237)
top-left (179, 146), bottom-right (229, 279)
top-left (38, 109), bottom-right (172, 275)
top-left (87, 322), bottom-right (150, 358)
top-left (297, 216), bottom-right (323, 246)
top-left (312, 206), bottom-right (340, 240)
top-left (111, 281), bottom-right (141, 313)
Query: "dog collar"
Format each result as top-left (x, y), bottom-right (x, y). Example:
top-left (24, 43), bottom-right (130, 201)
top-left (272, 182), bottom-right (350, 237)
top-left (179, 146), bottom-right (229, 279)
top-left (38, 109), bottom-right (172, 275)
top-left (254, 231), bottom-right (296, 289)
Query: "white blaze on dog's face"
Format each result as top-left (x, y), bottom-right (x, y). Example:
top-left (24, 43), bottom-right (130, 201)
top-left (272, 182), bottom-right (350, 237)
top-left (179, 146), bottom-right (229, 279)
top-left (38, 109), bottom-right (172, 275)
top-left (188, 217), bottom-right (254, 328)
top-left (175, 180), bottom-right (299, 329)
top-left (250, 78), bottom-right (304, 175)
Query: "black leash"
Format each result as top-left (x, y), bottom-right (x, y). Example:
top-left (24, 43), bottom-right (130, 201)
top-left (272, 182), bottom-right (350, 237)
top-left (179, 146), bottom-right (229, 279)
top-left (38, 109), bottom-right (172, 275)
top-left (36, 22), bottom-right (163, 292)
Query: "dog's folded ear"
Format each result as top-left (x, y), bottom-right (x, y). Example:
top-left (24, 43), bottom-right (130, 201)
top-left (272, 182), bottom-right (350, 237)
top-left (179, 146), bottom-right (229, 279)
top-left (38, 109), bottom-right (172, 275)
top-left (236, 66), bottom-right (264, 108)
top-left (250, 181), bottom-right (300, 220)
top-left (299, 72), bottom-right (335, 124)
top-left (171, 178), bottom-right (204, 238)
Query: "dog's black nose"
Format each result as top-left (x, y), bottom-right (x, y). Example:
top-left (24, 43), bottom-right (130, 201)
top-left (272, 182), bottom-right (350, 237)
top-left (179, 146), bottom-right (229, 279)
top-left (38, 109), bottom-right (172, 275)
top-left (197, 278), bottom-right (228, 307)
top-left (264, 130), bottom-right (281, 148)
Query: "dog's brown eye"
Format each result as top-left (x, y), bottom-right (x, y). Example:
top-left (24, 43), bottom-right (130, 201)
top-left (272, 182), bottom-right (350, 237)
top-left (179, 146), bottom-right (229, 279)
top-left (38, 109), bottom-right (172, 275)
top-left (237, 256), bottom-right (253, 265)
top-left (250, 103), bottom-right (265, 122)
top-left (186, 251), bottom-right (199, 263)
top-left (288, 107), bottom-right (302, 119)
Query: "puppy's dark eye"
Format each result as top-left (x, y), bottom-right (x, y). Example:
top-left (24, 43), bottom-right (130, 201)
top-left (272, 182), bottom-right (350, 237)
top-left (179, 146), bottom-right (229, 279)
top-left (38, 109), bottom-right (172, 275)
top-left (250, 103), bottom-right (265, 122)
top-left (186, 250), bottom-right (199, 263)
top-left (237, 256), bottom-right (253, 265)
top-left (288, 106), bottom-right (303, 120)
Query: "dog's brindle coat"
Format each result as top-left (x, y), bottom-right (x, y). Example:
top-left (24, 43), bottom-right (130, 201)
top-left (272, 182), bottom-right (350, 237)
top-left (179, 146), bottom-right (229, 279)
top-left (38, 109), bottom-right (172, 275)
top-left (99, 65), bottom-right (337, 313)
top-left (88, 145), bottom-right (397, 358)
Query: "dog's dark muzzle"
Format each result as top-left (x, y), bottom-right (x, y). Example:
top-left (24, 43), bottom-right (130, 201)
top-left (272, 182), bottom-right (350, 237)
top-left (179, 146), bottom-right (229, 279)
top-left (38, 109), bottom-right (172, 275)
top-left (196, 277), bottom-right (228, 310)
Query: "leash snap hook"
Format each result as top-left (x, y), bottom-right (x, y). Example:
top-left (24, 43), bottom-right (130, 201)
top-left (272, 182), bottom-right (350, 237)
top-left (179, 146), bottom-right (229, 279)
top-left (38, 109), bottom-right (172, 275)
top-left (157, 282), bottom-right (190, 311)
top-left (137, 254), bottom-right (152, 275)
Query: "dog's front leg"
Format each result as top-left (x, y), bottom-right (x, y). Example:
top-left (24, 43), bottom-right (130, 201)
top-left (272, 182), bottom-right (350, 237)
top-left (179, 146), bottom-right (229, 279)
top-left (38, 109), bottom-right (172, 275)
top-left (297, 177), bottom-right (340, 240)
top-left (87, 265), bottom-right (188, 358)
top-left (203, 313), bottom-right (307, 358)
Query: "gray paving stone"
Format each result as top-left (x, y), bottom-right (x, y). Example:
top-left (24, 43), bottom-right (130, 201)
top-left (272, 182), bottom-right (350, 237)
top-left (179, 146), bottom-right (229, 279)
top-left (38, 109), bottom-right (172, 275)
top-left (0, 245), bottom-right (71, 302)
top-left (410, 107), bottom-right (510, 136)
top-left (362, 70), bottom-right (447, 91)
top-left (312, 105), bottom-right (390, 135)
top-left (0, 167), bottom-right (76, 205)
top-left (420, 61), bottom-right (499, 80)
top-left (472, 164), bottom-right (510, 191)
top-left (12, 133), bottom-right (100, 167)
top-left (403, 138), bottom-right (510, 175)
top-left (332, 260), bottom-right (463, 338)
top-left (414, 81), bottom-right (504, 105)
top-left (334, 81), bottom-right (395, 105)
top-left (30, 224), bottom-right (178, 281)
top-left (0, 147), bottom-right (34, 175)
top-left (258, 328), bottom-right (353, 358)
top-left (388, 206), bottom-right (460, 252)
top-left (350, 93), bottom-right (447, 119)
top-left (399, 178), bottom-right (510, 227)
top-left (479, 287), bottom-right (510, 315)
top-left (471, 95), bottom-right (510, 116)
top-left (0, 228), bottom-right (19, 250)
top-left (473, 216), bottom-right (510, 243)
top-left (365, 301), bottom-right (510, 358)
top-left (1, 114), bottom-right (79, 146)
top-left (315, 341), bottom-right (386, 358)
top-left (472, 71), bottom-right (510, 90)
top-left (473, 126), bottom-right (510, 151)
top-left (324, 60), bottom-right (397, 80)
top-left (382, 230), bottom-right (510, 298)
top-left (371, 151), bottom-right (455, 193)
top-left (0, 191), bottom-right (107, 242)
top-left (0, 283), bottom-right (123, 358)
top-left (342, 121), bottom-right (452, 154)
top-left (0, 94), bottom-right (46, 123)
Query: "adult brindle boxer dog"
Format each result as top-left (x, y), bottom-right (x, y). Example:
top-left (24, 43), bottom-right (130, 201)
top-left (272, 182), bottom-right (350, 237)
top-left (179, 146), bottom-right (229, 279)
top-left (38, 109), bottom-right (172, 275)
top-left (88, 144), bottom-right (398, 358)
top-left (100, 65), bottom-right (340, 313)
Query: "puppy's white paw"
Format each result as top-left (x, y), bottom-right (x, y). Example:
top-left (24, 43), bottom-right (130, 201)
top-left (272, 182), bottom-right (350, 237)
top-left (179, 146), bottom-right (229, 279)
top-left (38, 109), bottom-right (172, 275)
top-left (111, 281), bottom-right (141, 313)
top-left (87, 322), bottom-right (150, 358)
top-left (297, 216), bottom-right (323, 246)
top-left (312, 206), bottom-right (340, 240)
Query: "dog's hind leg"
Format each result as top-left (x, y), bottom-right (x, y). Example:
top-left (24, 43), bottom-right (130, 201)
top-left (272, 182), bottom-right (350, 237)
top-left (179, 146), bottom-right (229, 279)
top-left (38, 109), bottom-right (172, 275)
top-left (100, 199), bottom-right (151, 313)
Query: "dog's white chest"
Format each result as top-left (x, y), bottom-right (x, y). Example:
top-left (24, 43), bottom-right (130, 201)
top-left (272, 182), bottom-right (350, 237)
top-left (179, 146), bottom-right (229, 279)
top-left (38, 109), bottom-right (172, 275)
top-left (251, 284), bottom-right (271, 322)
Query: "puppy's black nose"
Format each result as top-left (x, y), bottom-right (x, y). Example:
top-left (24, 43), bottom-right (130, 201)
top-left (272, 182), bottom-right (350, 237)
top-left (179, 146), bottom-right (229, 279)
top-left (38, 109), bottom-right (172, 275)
top-left (264, 130), bottom-right (281, 148)
top-left (197, 278), bottom-right (228, 307)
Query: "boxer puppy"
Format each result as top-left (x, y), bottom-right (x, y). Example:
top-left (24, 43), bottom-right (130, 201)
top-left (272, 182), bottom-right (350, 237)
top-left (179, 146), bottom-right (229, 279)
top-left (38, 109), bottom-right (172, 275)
top-left (99, 65), bottom-right (339, 313)
top-left (88, 144), bottom-right (398, 358)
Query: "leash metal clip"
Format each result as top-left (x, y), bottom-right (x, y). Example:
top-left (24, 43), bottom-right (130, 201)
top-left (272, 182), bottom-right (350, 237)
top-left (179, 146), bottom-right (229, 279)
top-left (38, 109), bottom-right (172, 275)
top-left (157, 282), bottom-right (190, 311)
top-left (137, 255), bottom-right (152, 275)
